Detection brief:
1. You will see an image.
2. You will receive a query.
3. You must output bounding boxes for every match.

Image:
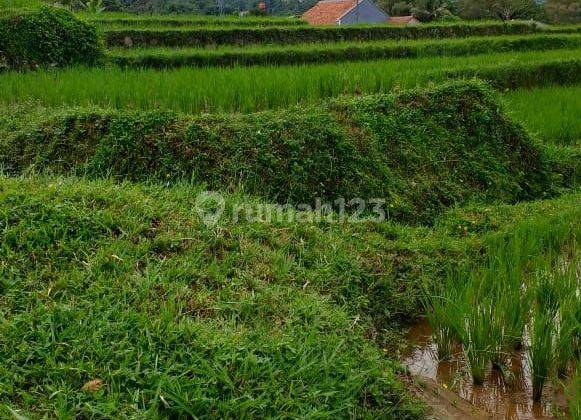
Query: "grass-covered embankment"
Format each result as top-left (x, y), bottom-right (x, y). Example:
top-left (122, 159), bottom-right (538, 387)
top-left (0, 82), bottom-right (570, 225)
top-left (1, 49), bottom-right (579, 113)
top-left (1, 175), bottom-right (579, 418)
top-left (102, 21), bottom-right (558, 48)
top-left (107, 34), bottom-right (581, 69)
top-left (85, 13), bottom-right (307, 28)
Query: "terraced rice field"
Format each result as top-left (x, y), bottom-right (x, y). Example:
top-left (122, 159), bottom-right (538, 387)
top-left (0, 6), bottom-right (579, 419)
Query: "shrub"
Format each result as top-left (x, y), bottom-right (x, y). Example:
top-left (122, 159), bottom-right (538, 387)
top-left (0, 81), bottom-right (564, 224)
top-left (108, 35), bottom-right (581, 69)
top-left (0, 6), bottom-right (103, 69)
top-left (103, 21), bottom-right (544, 47)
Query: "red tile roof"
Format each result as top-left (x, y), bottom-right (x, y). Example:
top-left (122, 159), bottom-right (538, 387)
top-left (388, 15), bottom-right (420, 25)
top-left (302, 0), bottom-right (358, 25)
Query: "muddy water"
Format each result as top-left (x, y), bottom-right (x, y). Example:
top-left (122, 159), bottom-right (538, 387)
top-left (403, 320), bottom-right (569, 419)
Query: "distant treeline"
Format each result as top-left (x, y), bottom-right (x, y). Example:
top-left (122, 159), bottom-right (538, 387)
top-left (64, 0), bottom-right (319, 15)
top-left (4, 0), bottom-right (578, 23)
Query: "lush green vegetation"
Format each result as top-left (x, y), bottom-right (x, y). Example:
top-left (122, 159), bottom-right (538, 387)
top-left (1, 174), bottom-right (578, 417)
top-left (103, 21), bottom-right (553, 47)
top-left (2, 82), bottom-right (569, 225)
top-left (0, 3), bottom-right (579, 417)
top-left (107, 34), bottom-right (581, 68)
top-left (0, 6), bottom-right (103, 69)
top-left (424, 207), bottom-right (579, 397)
top-left (1, 49), bottom-right (579, 114)
top-left (85, 13), bottom-right (307, 27)
top-left (503, 85), bottom-right (581, 146)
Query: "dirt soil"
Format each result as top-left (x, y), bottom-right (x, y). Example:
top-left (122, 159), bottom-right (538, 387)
top-left (404, 374), bottom-right (491, 419)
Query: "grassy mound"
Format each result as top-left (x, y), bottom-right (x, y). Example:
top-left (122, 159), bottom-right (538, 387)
top-left (0, 6), bottom-right (103, 69)
top-left (0, 175), bottom-right (579, 417)
top-left (102, 22), bottom-right (546, 48)
top-left (0, 82), bottom-right (567, 224)
top-left (107, 34), bottom-right (581, 69)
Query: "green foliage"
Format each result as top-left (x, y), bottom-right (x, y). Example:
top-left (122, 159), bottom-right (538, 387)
top-left (103, 21), bottom-right (545, 48)
top-left (425, 208), bottom-right (580, 392)
top-left (107, 34), bottom-right (581, 69)
top-left (1, 175), bottom-right (578, 417)
top-left (503, 85), bottom-right (581, 147)
top-left (0, 0), bottom-right (44, 8)
top-left (85, 13), bottom-right (308, 27)
top-left (0, 49), bottom-right (578, 114)
top-left (0, 6), bottom-right (103, 69)
top-left (0, 81), bottom-right (564, 225)
top-left (546, 0), bottom-right (581, 24)
top-left (529, 310), bottom-right (555, 401)
top-left (0, 175), bottom-right (425, 418)
top-left (457, 0), bottom-right (543, 20)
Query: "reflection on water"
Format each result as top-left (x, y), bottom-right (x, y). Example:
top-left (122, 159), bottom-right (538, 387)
top-left (403, 320), bottom-right (569, 419)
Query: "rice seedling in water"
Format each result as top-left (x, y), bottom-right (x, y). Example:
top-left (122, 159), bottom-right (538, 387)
top-left (555, 298), bottom-right (578, 377)
top-left (553, 254), bottom-right (580, 377)
top-left (497, 281), bottom-right (530, 351)
top-left (463, 300), bottom-right (495, 385)
top-left (529, 307), bottom-right (555, 401)
top-left (423, 266), bottom-right (468, 360)
top-left (566, 367), bottom-right (581, 419)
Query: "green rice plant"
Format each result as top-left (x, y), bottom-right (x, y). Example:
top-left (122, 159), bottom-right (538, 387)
top-left (528, 310), bottom-right (555, 401)
top-left (553, 253), bottom-right (580, 376)
top-left (0, 48), bottom-right (579, 114)
top-left (463, 297), bottom-right (497, 385)
top-left (555, 298), bottom-right (578, 377)
top-left (423, 266), bottom-right (469, 360)
top-left (497, 285), bottom-right (530, 351)
top-left (489, 246), bottom-right (531, 351)
top-left (107, 34), bottom-right (581, 69)
top-left (566, 367), bottom-right (581, 419)
top-left (0, 0), bottom-right (43, 7)
top-left (536, 265), bottom-right (562, 319)
top-left (503, 85), bottom-right (581, 146)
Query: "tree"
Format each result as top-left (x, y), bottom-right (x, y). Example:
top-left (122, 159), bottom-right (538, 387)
top-left (391, 1), bottom-right (412, 15)
top-left (483, 0), bottom-right (542, 19)
top-left (458, 0), bottom-right (543, 19)
top-left (458, 0), bottom-right (489, 19)
top-left (545, 0), bottom-right (581, 23)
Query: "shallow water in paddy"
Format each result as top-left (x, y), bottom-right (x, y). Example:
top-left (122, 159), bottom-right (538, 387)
top-left (402, 320), bottom-right (570, 419)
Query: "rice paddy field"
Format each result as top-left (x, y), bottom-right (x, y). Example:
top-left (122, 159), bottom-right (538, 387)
top-left (0, 5), bottom-right (580, 419)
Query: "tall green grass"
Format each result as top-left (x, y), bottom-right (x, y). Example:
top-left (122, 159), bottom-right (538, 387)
top-left (0, 175), bottom-right (579, 417)
top-left (424, 210), bottom-right (580, 396)
top-left (106, 34), bottom-right (581, 69)
top-left (503, 85), bottom-right (581, 146)
top-left (0, 0), bottom-right (43, 8)
top-left (1, 49), bottom-right (579, 114)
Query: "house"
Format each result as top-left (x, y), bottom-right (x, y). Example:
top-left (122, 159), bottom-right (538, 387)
top-left (388, 15), bottom-right (421, 25)
top-left (303, 0), bottom-right (389, 25)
